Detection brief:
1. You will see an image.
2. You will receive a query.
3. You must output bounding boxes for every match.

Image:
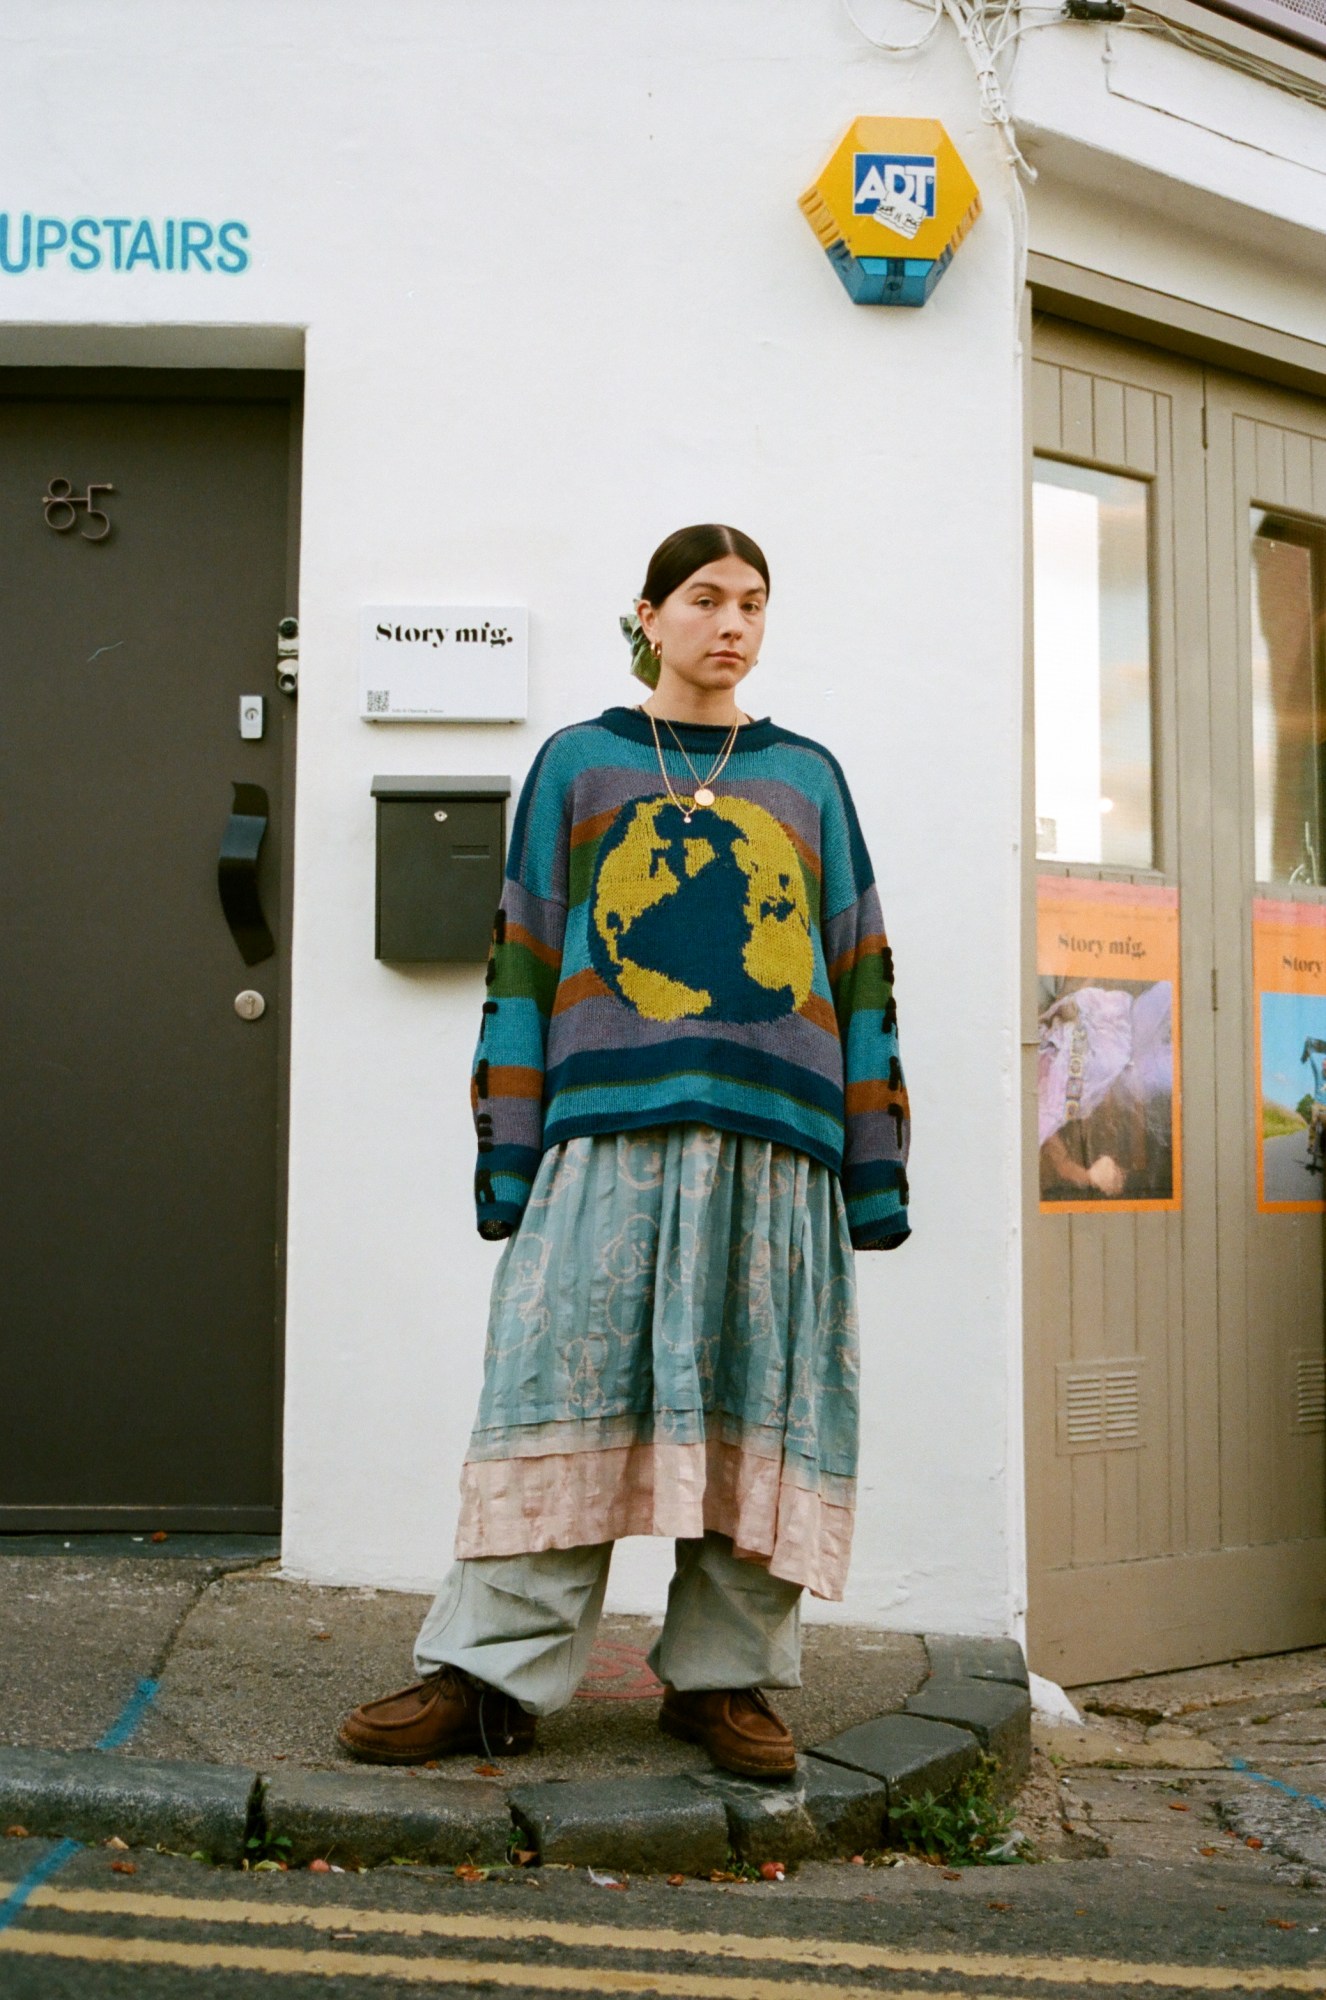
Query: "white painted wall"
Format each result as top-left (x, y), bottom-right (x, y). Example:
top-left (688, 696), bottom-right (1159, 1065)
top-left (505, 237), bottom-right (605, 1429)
top-left (4, 0), bottom-right (1324, 1640)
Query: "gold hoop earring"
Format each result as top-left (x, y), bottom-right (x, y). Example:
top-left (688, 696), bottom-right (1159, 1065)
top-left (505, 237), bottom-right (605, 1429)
top-left (651, 640), bottom-right (662, 661)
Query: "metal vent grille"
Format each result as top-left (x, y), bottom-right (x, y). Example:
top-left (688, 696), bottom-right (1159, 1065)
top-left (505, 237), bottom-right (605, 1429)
top-left (1056, 1360), bottom-right (1144, 1453)
top-left (1294, 1353), bottom-right (1326, 1432)
top-left (1195, 0), bottom-right (1326, 55)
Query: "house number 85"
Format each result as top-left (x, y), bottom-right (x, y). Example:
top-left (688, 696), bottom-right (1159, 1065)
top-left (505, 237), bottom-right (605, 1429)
top-left (43, 478), bottom-right (115, 541)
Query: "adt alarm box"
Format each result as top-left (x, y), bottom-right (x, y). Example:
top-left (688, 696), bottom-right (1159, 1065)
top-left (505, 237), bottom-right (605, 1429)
top-left (371, 776), bottom-right (510, 963)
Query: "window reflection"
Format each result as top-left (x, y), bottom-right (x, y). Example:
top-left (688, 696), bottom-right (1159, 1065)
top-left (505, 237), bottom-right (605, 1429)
top-left (1251, 512), bottom-right (1326, 885)
top-left (1033, 459), bottom-right (1154, 869)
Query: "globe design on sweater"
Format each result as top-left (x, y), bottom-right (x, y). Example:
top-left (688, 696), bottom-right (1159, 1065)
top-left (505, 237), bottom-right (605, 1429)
top-left (589, 794), bottom-right (815, 1024)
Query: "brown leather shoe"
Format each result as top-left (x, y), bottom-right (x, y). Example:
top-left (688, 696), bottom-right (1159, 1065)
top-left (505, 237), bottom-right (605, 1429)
top-left (337, 1666), bottom-right (536, 1765)
top-left (659, 1684), bottom-right (797, 1779)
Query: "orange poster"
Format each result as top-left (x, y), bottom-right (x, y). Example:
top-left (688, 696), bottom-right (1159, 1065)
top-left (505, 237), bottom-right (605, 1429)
top-left (1253, 898), bottom-right (1326, 1214)
top-left (1036, 877), bottom-right (1181, 1214)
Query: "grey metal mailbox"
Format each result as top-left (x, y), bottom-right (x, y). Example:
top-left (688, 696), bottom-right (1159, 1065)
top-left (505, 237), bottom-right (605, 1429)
top-left (371, 775), bottom-right (510, 963)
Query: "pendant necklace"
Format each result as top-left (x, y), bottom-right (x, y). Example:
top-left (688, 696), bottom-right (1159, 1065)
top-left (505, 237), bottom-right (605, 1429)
top-left (639, 703), bottom-right (743, 823)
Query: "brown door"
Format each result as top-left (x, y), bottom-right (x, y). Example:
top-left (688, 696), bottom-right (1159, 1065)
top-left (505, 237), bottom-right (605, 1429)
top-left (0, 372), bottom-right (299, 1531)
top-left (1025, 320), bottom-right (1326, 1682)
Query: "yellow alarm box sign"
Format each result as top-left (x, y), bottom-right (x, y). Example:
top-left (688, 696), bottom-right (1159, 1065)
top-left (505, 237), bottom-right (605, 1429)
top-left (799, 117), bottom-right (980, 305)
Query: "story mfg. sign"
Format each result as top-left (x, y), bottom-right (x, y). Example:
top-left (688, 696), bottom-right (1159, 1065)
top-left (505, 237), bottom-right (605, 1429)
top-left (359, 606), bottom-right (528, 721)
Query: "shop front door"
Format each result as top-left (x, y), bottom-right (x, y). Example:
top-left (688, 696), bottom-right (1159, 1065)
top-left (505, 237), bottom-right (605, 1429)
top-left (0, 372), bottom-right (299, 1531)
top-left (1026, 319), bottom-right (1326, 1683)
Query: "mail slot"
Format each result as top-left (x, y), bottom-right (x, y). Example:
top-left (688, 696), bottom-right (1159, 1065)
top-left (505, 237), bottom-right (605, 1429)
top-left (371, 775), bottom-right (510, 963)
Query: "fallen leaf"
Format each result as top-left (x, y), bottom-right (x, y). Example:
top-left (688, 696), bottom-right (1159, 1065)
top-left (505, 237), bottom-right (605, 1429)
top-left (105, 1836), bottom-right (129, 1851)
top-left (1168, 1802), bottom-right (1190, 1813)
top-left (1268, 1920), bottom-right (1299, 1931)
top-left (4, 1827), bottom-right (29, 1840)
top-left (988, 1901), bottom-right (1012, 1911)
top-left (942, 1869), bottom-right (962, 1881)
top-left (1075, 1908), bottom-right (1087, 1916)
top-left (1199, 1845), bottom-right (1218, 1856)
top-left (110, 1861), bottom-right (136, 1875)
top-left (849, 1854), bottom-right (866, 1866)
top-left (709, 1870), bottom-right (737, 1883)
top-left (151, 1531), bottom-right (168, 1543)
top-left (421, 1761), bottom-right (439, 1770)
top-left (759, 1861), bottom-right (786, 1881)
top-left (473, 1763), bottom-right (504, 1778)
top-left (667, 1873), bottom-right (685, 1887)
top-left (308, 1859), bottom-right (331, 1873)
top-left (1246, 1837), bottom-right (1264, 1849)
top-left (512, 1849), bottom-right (537, 1867)
top-left (454, 1864), bottom-right (488, 1883)
top-left (273, 1754), bottom-right (287, 1761)
top-left (312, 1633), bottom-right (331, 1643)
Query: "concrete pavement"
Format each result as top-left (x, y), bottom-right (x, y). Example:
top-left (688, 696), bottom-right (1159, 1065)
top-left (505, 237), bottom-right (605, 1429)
top-left (0, 1540), bottom-right (1030, 1871)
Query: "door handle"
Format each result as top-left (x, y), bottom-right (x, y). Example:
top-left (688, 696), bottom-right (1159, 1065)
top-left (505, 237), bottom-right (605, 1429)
top-left (218, 782), bottom-right (275, 966)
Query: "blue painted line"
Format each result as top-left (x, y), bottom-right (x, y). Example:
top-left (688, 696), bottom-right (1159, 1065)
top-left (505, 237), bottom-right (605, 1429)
top-left (95, 1678), bottom-right (158, 1751)
top-left (1229, 1755), bottom-right (1326, 1812)
top-left (0, 1839), bottom-right (83, 1934)
top-left (0, 1675), bottom-right (160, 1935)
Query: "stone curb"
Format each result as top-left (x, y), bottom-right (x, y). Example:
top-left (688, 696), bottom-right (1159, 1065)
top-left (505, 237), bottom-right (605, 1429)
top-left (0, 1634), bottom-right (1031, 1870)
top-left (0, 1747), bottom-right (256, 1863)
top-left (511, 1775), bottom-right (729, 1874)
top-left (263, 1768), bottom-right (513, 1869)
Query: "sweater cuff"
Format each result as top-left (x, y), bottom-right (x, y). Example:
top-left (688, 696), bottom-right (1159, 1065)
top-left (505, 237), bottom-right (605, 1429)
top-left (476, 1200), bottom-right (527, 1241)
top-left (850, 1221), bottom-right (911, 1252)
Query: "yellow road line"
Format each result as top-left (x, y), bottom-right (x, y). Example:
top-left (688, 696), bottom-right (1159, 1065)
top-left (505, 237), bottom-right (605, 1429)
top-left (1, 1881), bottom-right (1322, 1993)
top-left (0, 1929), bottom-right (1006, 1998)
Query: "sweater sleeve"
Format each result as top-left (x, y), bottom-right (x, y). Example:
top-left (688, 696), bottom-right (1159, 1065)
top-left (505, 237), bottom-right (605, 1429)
top-left (471, 738), bottom-right (570, 1240)
top-left (819, 761), bottom-right (911, 1251)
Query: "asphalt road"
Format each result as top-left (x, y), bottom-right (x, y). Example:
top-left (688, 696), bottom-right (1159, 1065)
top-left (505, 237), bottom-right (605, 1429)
top-left (1261, 1129), bottom-right (1325, 1203)
top-left (2, 1835), bottom-right (1324, 1999)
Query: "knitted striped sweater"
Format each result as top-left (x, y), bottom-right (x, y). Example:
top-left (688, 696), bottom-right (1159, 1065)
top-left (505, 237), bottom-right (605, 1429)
top-left (471, 705), bottom-right (910, 1251)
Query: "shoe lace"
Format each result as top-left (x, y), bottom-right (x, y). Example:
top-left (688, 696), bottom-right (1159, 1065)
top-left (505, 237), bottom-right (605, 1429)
top-left (433, 1665), bottom-right (519, 1761)
top-left (734, 1686), bottom-right (779, 1720)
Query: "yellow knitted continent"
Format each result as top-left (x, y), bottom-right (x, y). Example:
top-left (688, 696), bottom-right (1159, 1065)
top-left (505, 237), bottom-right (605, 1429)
top-left (591, 794), bottom-right (814, 1024)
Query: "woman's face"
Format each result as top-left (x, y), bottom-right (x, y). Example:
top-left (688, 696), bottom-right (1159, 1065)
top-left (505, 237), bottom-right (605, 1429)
top-left (637, 555), bottom-right (767, 697)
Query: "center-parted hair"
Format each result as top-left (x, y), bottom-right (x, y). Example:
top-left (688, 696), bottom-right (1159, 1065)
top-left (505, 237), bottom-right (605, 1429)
top-left (640, 524), bottom-right (771, 610)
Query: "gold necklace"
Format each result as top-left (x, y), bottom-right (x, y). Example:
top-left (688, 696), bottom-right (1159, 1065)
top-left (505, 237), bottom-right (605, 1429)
top-left (639, 704), bottom-right (742, 823)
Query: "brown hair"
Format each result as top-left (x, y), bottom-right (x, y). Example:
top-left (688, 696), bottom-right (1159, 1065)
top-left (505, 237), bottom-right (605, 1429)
top-left (640, 524), bottom-right (770, 610)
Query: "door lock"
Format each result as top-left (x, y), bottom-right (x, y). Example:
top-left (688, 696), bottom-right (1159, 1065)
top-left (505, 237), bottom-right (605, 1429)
top-left (276, 615), bottom-right (299, 697)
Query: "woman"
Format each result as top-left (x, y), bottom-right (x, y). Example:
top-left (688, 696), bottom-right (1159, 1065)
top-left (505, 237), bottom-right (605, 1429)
top-left (339, 524), bottom-right (910, 1781)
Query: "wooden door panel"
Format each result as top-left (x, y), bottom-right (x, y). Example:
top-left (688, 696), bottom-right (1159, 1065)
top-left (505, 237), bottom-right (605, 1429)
top-left (1029, 326), bottom-right (1326, 1681)
top-left (1208, 373), bottom-right (1326, 1562)
top-left (1027, 323), bottom-right (1217, 1680)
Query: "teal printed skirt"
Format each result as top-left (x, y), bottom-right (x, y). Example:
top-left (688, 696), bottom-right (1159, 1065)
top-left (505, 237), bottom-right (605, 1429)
top-left (455, 1123), bottom-right (860, 1599)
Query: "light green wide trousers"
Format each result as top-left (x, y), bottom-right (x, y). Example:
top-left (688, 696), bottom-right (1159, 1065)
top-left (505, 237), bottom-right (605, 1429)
top-left (413, 1532), bottom-right (802, 1718)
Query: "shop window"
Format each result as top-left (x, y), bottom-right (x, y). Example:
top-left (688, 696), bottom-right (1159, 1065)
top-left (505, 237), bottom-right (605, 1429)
top-left (1251, 510), bottom-right (1326, 885)
top-left (1033, 457), bottom-right (1154, 870)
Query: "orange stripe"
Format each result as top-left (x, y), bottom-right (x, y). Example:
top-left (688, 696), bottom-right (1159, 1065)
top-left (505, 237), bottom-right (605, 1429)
top-left (845, 1079), bottom-right (909, 1116)
top-left (506, 922), bottom-right (560, 968)
top-left (827, 932), bottom-right (888, 983)
top-left (553, 967), bottom-right (611, 1013)
top-left (483, 1065), bottom-right (544, 1099)
top-left (785, 823), bottom-right (821, 882)
top-left (798, 992), bottom-right (839, 1035)
top-left (570, 806), bottom-right (619, 849)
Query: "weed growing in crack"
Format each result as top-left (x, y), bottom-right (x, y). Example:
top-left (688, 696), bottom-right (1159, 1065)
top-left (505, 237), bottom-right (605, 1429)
top-left (888, 1753), bottom-right (1025, 1866)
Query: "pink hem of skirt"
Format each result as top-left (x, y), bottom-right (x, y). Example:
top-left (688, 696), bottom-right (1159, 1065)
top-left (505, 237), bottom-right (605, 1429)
top-left (454, 1436), bottom-right (854, 1601)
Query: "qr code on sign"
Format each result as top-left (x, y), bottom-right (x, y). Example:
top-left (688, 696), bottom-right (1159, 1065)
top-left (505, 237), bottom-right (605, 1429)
top-left (366, 689), bottom-right (391, 714)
